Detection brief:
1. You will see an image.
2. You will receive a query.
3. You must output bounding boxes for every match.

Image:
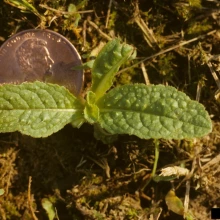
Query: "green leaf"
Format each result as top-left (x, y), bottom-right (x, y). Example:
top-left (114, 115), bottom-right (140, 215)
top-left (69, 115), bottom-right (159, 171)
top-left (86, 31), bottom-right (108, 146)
top-left (165, 190), bottom-right (184, 215)
top-left (41, 198), bottom-right (56, 220)
top-left (0, 188), bottom-right (5, 196)
top-left (97, 84), bottom-right (212, 139)
top-left (153, 175), bottom-right (177, 182)
top-left (84, 91), bottom-right (99, 124)
top-left (0, 81), bottom-right (85, 138)
top-left (91, 39), bottom-right (135, 100)
top-left (72, 60), bottom-right (95, 70)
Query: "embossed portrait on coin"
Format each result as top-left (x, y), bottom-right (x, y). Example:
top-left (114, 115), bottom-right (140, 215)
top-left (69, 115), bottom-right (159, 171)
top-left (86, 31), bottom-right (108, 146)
top-left (15, 38), bottom-right (54, 81)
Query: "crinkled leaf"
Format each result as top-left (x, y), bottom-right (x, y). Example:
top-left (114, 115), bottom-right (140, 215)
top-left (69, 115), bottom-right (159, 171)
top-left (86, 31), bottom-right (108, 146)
top-left (0, 81), bottom-right (85, 137)
top-left (97, 84), bottom-right (212, 139)
top-left (84, 91), bottom-right (99, 124)
top-left (91, 39), bottom-right (135, 100)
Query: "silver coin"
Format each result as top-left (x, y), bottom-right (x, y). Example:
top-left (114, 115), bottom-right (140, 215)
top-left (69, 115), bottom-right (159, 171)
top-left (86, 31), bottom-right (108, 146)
top-left (0, 29), bottom-right (83, 95)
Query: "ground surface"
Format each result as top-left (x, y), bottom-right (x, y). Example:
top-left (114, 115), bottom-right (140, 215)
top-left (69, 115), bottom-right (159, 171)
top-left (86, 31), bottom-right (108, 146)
top-left (0, 0), bottom-right (219, 219)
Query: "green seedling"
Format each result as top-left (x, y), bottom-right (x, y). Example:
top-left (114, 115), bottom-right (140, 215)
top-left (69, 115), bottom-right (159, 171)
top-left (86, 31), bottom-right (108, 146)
top-left (0, 39), bottom-right (212, 220)
top-left (0, 39), bottom-right (212, 140)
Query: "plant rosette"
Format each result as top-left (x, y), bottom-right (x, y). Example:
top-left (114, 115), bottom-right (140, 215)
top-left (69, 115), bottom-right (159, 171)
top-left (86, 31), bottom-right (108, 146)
top-left (0, 39), bottom-right (212, 140)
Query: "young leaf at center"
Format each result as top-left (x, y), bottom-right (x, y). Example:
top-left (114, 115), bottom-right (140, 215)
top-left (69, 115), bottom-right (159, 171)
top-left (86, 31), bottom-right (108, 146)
top-left (91, 39), bottom-right (136, 100)
top-left (96, 84), bottom-right (212, 139)
top-left (84, 91), bottom-right (99, 124)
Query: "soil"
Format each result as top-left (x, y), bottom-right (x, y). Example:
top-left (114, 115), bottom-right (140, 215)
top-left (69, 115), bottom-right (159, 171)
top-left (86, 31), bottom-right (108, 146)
top-left (0, 0), bottom-right (219, 220)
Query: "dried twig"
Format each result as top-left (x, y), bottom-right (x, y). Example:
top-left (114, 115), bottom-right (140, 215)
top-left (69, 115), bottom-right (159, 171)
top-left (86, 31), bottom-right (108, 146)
top-left (187, 55), bottom-right (191, 83)
top-left (86, 155), bottom-right (111, 178)
top-left (105, 0), bottom-right (113, 28)
top-left (202, 154), bottom-right (220, 171)
top-left (206, 59), bottom-right (220, 90)
top-left (196, 81), bottom-right (203, 102)
top-left (28, 176), bottom-right (38, 220)
top-left (141, 62), bottom-right (150, 85)
top-left (117, 30), bottom-right (217, 75)
top-left (83, 20), bottom-right (87, 48)
top-left (199, 43), bottom-right (220, 90)
top-left (183, 180), bottom-right (190, 218)
top-left (175, 143), bottom-right (200, 190)
top-left (87, 19), bottom-right (112, 41)
top-left (132, 2), bottom-right (158, 48)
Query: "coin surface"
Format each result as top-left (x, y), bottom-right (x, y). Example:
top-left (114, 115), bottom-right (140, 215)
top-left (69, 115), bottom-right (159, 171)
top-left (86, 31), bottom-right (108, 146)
top-left (0, 29), bottom-right (83, 95)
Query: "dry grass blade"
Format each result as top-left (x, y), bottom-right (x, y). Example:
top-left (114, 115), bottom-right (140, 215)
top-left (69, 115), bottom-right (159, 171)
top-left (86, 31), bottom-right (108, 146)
top-left (132, 2), bottom-right (157, 48)
top-left (141, 62), bottom-right (150, 85)
top-left (105, 0), bottom-right (113, 28)
top-left (206, 57), bottom-right (220, 90)
top-left (118, 30), bottom-right (217, 75)
top-left (87, 19), bottom-right (112, 41)
top-left (202, 154), bottom-right (220, 170)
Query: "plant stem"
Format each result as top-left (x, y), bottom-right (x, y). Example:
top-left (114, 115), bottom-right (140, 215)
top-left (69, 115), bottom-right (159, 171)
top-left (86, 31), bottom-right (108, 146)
top-left (140, 139), bottom-right (160, 192)
top-left (152, 139), bottom-right (160, 177)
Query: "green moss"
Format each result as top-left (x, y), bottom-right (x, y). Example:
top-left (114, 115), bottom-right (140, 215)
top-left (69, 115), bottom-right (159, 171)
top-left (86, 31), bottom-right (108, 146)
top-left (187, 19), bottom-right (212, 35)
top-left (4, 200), bottom-right (21, 219)
top-left (188, 0), bottom-right (202, 8)
top-left (158, 53), bottom-right (176, 77)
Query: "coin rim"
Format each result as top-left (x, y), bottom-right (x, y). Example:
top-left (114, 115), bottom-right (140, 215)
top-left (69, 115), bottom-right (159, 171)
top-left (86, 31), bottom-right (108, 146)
top-left (0, 29), bottom-right (84, 95)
